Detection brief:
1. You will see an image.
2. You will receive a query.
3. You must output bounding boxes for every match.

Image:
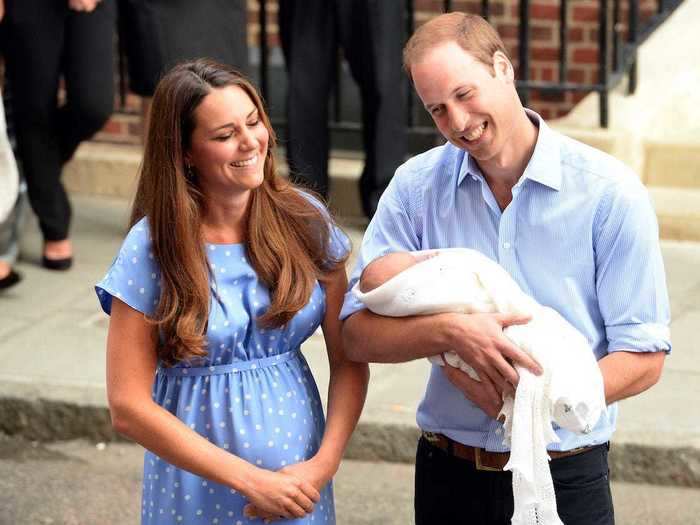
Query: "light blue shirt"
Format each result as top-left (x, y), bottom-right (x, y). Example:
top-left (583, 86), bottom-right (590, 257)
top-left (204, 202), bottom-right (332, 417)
top-left (340, 110), bottom-right (671, 452)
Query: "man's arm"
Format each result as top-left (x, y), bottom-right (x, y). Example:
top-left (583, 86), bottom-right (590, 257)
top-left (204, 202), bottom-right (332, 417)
top-left (598, 350), bottom-right (665, 404)
top-left (593, 174), bottom-right (671, 405)
top-left (343, 309), bottom-right (540, 384)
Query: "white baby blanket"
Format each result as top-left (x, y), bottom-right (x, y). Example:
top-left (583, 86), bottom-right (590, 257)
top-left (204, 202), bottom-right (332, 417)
top-left (353, 248), bottom-right (606, 525)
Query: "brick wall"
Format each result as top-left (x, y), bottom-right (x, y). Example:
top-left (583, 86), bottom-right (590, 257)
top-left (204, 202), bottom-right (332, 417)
top-left (96, 0), bottom-right (661, 145)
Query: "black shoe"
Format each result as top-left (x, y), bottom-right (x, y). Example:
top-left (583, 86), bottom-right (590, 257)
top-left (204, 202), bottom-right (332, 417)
top-left (41, 255), bottom-right (73, 271)
top-left (0, 269), bottom-right (22, 289)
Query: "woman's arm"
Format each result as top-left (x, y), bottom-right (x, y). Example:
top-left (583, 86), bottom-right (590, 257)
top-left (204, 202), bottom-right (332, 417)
top-left (106, 298), bottom-right (320, 519)
top-left (314, 266), bottom-right (370, 478)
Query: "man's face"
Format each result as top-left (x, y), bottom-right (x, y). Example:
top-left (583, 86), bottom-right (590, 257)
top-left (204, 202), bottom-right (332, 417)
top-left (411, 41), bottom-right (517, 164)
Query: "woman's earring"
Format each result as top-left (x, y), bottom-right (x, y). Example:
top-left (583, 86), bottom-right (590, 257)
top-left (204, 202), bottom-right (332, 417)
top-left (185, 163), bottom-right (195, 180)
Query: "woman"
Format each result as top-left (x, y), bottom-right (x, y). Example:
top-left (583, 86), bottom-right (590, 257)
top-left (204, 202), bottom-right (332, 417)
top-left (96, 60), bottom-right (369, 524)
top-left (2, 0), bottom-right (115, 270)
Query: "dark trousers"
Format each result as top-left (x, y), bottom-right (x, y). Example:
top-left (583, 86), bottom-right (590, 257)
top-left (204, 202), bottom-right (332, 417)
top-left (278, 0), bottom-right (407, 219)
top-left (415, 436), bottom-right (615, 525)
top-left (2, 0), bottom-right (115, 241)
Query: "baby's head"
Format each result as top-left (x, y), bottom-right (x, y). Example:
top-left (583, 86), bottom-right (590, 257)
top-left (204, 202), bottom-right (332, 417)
top-left (359, 252), bottom-right (419, 293)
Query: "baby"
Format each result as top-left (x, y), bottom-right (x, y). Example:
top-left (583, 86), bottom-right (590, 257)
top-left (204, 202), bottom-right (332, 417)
top-left (355, 249), bottom-right (604, 434)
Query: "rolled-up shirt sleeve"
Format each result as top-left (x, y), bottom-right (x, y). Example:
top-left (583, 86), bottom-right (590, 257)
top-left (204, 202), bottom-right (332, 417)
top-left (594, 176), bottom-right (671, 354)
top-left (340, 164), bottom-right (422, 320)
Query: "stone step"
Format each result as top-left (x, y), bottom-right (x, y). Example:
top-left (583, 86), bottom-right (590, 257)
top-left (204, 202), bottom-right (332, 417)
top-left (644, 140), bottom-right (700, 189)
top-left (649, 186), bottom-right (700, 242)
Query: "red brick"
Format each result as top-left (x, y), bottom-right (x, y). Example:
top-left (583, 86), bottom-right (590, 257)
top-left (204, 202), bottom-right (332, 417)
top-left (499, 23), bottom-right (518, 39)
top-left (531, 46), bottom-right (559, 61)
top-left (530, 3), bottom-right (560, 20)
top-left (573, 47), bottom-right (599, 63)
top-left (572, 5), bottom-right (598, 22)
top-left (531, 25), bottom-right (554, 42)
top-left (566, 68), bottom-right (586, 84)
top-left (568, 27), bottom-right (584, 43)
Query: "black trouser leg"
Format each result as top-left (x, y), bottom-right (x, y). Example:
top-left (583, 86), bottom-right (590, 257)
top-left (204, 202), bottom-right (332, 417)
top-left (278, 0), bottom-right (336, 199)
top-left (415, 437), bottom-right (615, 525)
top-left (59, 0), bottom-right (116, 164)
top-left (4, 0), bottom-right (69, 241)
top-left (338, 0), bottom-right (406, 219)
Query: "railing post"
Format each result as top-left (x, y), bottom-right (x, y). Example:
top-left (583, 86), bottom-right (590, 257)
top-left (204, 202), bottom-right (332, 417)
top-left (599, 0), bottom-right (610, 127)
top-left (612, 0), bottom-right (622, 72)
top-left (406, 0), bottom-right (415, 128)
top-left (559, 0), bottom-right (568, 84)
top-left (258, 0), bottom-right (269, 103)
top-left (482, 0), bottom-right (490, 20)
top-left (444, 0), bottom-right (453, 12)
top-left (518, 0), bottom-right (531, 107)
top-left (628, 0), bottom-right (639, 94)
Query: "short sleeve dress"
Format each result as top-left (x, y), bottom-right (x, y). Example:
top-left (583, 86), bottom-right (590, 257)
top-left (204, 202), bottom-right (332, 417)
top-left (96, 215), bottom-right (349, 525)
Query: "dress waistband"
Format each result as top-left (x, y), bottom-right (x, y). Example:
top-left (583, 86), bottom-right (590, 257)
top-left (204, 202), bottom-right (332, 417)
top-left (157, 349), bottom-right (301, 377)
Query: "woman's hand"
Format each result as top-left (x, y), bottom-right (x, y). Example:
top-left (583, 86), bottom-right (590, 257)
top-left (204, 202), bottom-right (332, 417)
top-left (244, 457), bottom-right (333, 522)
top-left (68, 0), bottom-right (101, 12)
top-left (242, 466), bottom-right (320, 521)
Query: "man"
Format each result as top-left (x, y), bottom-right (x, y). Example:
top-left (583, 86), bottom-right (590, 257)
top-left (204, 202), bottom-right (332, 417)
top-left (340, 13), bottom-right (670, 525)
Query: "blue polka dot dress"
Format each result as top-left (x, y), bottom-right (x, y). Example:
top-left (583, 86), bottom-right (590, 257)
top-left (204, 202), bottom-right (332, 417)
top-left (96, 215), bottom-right (348, 525)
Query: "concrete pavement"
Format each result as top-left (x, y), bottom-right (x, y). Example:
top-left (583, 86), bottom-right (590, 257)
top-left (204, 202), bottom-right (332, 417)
top-left (1, 193), bottom-right (699, 488)
top-left (3, 436), bottom-right (700, 525)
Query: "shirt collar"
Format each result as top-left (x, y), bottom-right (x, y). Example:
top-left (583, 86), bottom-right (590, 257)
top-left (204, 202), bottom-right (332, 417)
top-left (456, 108), bottom-right (562, 191)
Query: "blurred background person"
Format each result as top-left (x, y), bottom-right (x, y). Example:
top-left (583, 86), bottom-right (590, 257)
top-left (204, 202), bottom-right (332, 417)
top-left (118, 0), bottom-right (249, 134)
top-left (0, 78), bottom-right (24, 290)
top-left (1, 0), bottom-right (116, 271)
top-left (278, 0), bottom-right (407, 219)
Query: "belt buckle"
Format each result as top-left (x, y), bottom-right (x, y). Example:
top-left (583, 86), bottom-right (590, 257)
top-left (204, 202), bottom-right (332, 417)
top-left (474, 447), bottom-right (503, 472)
top-left (422, 431), bottom-right (440, 444)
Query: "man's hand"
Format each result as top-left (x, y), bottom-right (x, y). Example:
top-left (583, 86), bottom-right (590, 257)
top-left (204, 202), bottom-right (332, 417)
top-left (446, 312), bottom-right (540, 396)
top-left (443, 364), bottom-right (506, 419)
top-left (68, 0), bottom-right (101, 12)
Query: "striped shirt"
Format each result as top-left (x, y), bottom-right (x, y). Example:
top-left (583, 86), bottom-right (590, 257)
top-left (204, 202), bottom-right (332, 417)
top-left (340, 110), bottom-right (671, 451)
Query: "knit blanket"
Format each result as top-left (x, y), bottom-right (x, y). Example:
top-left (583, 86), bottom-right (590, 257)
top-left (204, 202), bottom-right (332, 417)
top-left (352, 248), bottom-right (606, 525)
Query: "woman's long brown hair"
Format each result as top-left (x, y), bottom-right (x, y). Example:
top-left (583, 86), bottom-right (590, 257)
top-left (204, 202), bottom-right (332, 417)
top-left (130, 59), bottom-right (348, 366)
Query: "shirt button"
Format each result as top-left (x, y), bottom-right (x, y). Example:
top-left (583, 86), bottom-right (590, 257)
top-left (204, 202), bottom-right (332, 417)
top-left (503, 242), bottom-right (511, 250)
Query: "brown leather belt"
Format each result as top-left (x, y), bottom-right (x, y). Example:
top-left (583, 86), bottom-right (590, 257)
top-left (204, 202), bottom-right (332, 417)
top-left (422, 431), bottom-right (595, 472)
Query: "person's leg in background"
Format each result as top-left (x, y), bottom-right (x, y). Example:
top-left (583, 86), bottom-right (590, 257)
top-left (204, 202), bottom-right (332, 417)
top-left (49, 0), bottom-right (115, 263)
top-left (58, 0), bottom-right (115, 163)
top-left (278, 0), bottom-right (337, 199)
top-left (339, 0), bottom-right (407, 219)
top-left (3, 0), bottom-right (69, 263)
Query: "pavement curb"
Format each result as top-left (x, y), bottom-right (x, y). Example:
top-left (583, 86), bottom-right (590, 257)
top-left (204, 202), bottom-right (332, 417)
top-left (2, 395), bottom-right (698, 488)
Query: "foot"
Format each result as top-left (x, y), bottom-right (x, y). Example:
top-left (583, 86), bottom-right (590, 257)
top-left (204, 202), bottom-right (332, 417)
top-left (43, 239), bottom-right (73, 261)
top-left (0, 261), bottom-right (12, 280)
top-left (0, 261), bottom-right (21, 289)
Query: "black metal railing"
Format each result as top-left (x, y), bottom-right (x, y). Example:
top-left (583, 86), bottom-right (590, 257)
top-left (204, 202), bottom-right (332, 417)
top-left (513, 0), bottom-right (683, 126)
top-left (117, 0), bottom-right (684, 146)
